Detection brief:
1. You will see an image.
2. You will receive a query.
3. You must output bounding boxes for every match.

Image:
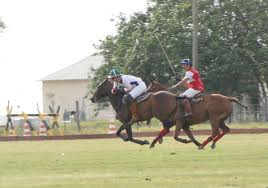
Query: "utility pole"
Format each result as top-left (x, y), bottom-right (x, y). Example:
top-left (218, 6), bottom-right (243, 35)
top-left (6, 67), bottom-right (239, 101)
top-left (192, 0), bottom-right (198, 68)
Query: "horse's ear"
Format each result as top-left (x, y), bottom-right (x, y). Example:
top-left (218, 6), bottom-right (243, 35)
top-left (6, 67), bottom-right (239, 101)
top-left (106, 77), bottom-right (111, 83)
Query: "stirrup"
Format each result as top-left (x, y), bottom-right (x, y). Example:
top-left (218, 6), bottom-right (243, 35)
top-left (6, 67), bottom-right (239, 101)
top-left (184, 112), bottom-right (192, 117)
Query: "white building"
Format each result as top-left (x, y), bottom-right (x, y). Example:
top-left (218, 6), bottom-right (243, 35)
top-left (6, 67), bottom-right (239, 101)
top-left (41, 55), bottom-right (114, 121)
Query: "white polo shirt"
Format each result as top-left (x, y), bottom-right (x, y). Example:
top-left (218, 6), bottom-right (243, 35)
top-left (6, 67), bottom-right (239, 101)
top-left (113, 75), bottom-right (143, 90)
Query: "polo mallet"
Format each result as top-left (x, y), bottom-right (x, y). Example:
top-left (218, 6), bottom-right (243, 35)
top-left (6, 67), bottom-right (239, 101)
top-left (123, 38), bottom-right (139, 72)
top-left (152, 28), bottom-right (180, 81)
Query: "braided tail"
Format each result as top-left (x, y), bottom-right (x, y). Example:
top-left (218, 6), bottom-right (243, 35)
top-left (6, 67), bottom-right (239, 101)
top-left (229, 97), bottom-right (248, 109)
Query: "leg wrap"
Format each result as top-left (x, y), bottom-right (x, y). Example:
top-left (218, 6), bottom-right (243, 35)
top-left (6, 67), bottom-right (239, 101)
top-left (212, 132), bottom-right (225, 143)
top-left (153, 128), bottom-right (170, 143)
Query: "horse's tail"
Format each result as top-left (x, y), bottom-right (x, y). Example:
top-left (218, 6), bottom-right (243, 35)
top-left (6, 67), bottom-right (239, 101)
top-left (229, 97), bottom-right (248, 109)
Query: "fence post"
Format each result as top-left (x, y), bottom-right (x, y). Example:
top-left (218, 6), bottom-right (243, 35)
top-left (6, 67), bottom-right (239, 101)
top-left (75, 101), bottom-right (81, 132)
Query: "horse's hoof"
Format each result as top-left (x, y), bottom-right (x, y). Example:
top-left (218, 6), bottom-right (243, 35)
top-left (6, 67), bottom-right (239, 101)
top-left (143, 140), bottom-right (150, 145)
top-left (149, 144), bottom-right (155, 148)
top-left (211, 143), bottom-right (216, 149)
top-left (123, 137), bottom-right (129, 142)
top-left (198, 145), bottom-right (204, 150)
top-left (158, 138), bottom-right (163, 144)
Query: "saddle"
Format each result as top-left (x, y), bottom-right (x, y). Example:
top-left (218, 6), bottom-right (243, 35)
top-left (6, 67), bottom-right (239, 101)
top-left (190, 93), bottom-right (204, 103)
top-left (135, 92), bottom-right (152, 103)
top-left (176, 92), bottom-right (204, 103)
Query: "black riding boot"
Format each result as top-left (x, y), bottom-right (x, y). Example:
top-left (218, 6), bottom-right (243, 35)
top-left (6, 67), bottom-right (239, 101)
top-left (122, 94), bottom-right (134, 108)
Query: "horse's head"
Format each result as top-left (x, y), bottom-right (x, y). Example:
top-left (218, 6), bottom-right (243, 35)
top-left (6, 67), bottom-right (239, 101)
top-left (147, 80), bottom-right (169, 93)
top-left (90, 78), bottom-right (113, 103)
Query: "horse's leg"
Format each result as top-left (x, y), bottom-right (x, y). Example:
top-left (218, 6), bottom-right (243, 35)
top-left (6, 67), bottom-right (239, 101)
top-left (149, 120), bottom-right (200, 148)
top-left (125, 121), bottom-right (150, 145)
top-left (149, 119), bottom-right (190, 148)
top-left (211, 120), bottom-right (230, 149)
top-left (150, 128), bottom-right (170, 148)
top-left (116, 124), bottom-right (129, 142)
top-left (150, 120), bottom-right (172, 148)
top-left (174, 130), bottom-right (191, 143)
top-left (198, 119), bottom-right (220, 150)
top-left (173, 120), bottom-right (184, 143)
top-left (173, 120), bottom-right (196, 144)
top-left (183, 125), bottom-right (201, 147)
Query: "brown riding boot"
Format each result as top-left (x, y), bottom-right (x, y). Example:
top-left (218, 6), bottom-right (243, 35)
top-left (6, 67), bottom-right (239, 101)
top-left (183, 99), bottom-right (192, 117)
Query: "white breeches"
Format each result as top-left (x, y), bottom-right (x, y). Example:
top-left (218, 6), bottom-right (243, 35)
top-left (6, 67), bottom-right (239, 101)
top-left (180, 88), bottom-right (202, 98)
top-left (129, 82), bottom-right (147, 99)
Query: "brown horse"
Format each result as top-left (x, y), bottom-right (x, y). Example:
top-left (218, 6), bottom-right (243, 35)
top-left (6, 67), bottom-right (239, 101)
top-left (90, 78), bottom-right (197, 146)
top-left (147, 80), bottom-right (248, 149)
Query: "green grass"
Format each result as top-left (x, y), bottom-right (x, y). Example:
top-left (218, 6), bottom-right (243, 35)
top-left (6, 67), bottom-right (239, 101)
top-left (0, 134), bottom-right (267, 188)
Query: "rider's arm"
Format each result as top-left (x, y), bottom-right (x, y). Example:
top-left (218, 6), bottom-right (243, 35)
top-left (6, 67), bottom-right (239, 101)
top-left (172, 71), bottom-right (193, 89)
top-left (124, 87), bottom-right (131, 93)
top-left (123, 83), bottom-right (133, 93)
top-left (122, 75), bottom-right (134, 92)
top-left (173, 77), bottom-right (189, 89)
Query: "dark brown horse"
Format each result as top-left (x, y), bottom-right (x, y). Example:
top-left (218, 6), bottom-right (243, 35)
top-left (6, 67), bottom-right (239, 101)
top-left (90, 78), bottom-right (197, 146)
top-left (147, 80), bottom-right (248, 149)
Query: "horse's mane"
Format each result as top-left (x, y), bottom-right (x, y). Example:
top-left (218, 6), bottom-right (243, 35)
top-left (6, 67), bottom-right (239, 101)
top-left (152, 80), bottom-right (169, 91)
top-left (97, 78), bottom-right (108, 88)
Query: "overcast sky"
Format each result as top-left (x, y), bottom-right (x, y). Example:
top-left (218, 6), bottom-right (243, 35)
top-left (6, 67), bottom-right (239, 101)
top-left (0, 0), bottom-right (147, 115)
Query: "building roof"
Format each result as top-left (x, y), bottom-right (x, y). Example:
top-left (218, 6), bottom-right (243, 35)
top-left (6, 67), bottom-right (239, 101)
top-left (41, 55), bottom-right (104, 81)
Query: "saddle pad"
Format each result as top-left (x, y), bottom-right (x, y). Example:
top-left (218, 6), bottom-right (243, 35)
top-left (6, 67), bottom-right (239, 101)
top-left (175, 93), bottom-right (204, 103)
top-left (191, 97), bottom-right (203, 103)
top-left (191, 93), bottom-right (204, 103)
top-left (135, 92), bottom-right (152, 103)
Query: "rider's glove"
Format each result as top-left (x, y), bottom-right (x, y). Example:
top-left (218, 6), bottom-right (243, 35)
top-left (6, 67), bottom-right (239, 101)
top-left (117, 84), bottom-right (125, 93)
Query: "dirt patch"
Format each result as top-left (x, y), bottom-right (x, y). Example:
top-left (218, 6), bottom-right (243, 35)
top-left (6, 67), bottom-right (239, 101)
top-left (0, 128), bottom-right (267, 142)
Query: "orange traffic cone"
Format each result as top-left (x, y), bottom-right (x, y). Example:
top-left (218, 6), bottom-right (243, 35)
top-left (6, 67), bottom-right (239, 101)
top-left (23, 122), bottom-right (32, 136)
top-left (39, 121), bottom-right (47, 136)
top-left (108, 123), bottom-right (117, 134)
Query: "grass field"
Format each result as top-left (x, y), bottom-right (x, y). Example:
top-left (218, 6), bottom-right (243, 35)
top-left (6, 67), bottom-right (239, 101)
top-left (0, 134), bottom-right (267, 188)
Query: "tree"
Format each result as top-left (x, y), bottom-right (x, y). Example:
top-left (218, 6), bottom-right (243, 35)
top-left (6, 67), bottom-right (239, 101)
top-left (91, 0), bottom-right (192, 91)
top-left (90, 0), bottom-right (268, 101)
top-left (198, 0), bottom-right (268, 97)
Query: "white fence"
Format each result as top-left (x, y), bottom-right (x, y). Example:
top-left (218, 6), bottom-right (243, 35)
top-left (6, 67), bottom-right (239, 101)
top-left (231, 96), bottom-right (268, 122)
